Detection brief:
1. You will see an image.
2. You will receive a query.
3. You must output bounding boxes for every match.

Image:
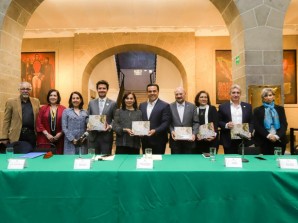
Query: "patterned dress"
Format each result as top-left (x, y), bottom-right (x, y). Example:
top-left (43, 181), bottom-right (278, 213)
top-left (62, 108), bottom-right (88, 154)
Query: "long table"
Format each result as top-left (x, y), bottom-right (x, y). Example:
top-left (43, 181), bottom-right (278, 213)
top-left (1, 154), bottom-right (298, 223)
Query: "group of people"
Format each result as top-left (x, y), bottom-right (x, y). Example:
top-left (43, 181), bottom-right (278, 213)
top-left (1, 80), bottom-right (288, 155)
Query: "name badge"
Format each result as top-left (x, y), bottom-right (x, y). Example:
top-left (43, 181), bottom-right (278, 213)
top-left (225, 157), bottom-right (242, 168)
top-left (136, 158), bottom-right (153, 169)
top-left (279, 159), bottom-right (298, 169)
top-left (7, 159), bottom-right (26, 169)
top-left (74, 158), bottom-right (91, 169)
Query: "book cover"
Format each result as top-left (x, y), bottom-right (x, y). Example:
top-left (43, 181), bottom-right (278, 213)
top-left (231, 123), bottom-right (250, 139)
top-left (88, 115), bottom-right (106, 131)
top-left (174, 127), bottom-right (193, 140)
top-left (132, 121), bottom-right (150, 135)
top-left (197, 122), bottom-right (216, 139)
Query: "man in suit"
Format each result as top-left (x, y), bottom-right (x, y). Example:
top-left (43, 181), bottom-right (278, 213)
top-left (1, 82), bottom-right (40, 149)
top-left (218, 84), bottom-right (253, 154)
top-left (87, 80), bottom-right (117, 154)
top-left (139, 83), bottom-right (171, 154)
top-left (169, 87), bottom-right (199, 154)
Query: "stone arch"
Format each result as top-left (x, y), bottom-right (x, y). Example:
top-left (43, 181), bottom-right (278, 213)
top-left (81, 44), bottom-right (187, 100)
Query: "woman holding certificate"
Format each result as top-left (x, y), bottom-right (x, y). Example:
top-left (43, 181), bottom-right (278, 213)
top-left (113, 92), bottom-right (142, 154)
top-left (62, 91), bottom-right (88, 155)
top-left (194, 90), bottom-right (219, 154)
top-left (253, 88), bottom-right (288, 154)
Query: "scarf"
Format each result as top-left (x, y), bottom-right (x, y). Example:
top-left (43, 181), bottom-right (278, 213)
top-left (263, 102), bottom-right (280, 130)
top-left (197, 105), bottom-right (209, 124)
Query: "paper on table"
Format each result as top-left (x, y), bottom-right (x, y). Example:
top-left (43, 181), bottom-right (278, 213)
top-left (19, 152), bottom-right (46, 159)
top-left (142, 154), bottom-right (162, 160)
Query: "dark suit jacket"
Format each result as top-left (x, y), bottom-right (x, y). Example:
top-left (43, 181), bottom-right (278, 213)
top-left (218, 101), bottom-right (253, 148)
top-left (139, 99), bottom-right (171, 146)
top-left (87, 98), bottom-right (117, 142)
top-left (253, 105), bottom-right (288, 147)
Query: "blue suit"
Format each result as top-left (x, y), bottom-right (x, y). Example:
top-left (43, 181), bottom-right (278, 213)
top-left (218, 101), bottom-right (253, 154)
top-left (139, 99), bottom-right (171, 154)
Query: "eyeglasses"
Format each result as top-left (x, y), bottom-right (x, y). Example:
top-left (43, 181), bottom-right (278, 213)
top-left (20, 88), bottom-right (31, 91)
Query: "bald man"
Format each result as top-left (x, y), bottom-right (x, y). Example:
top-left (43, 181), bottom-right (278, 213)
top-left (169, 87), bottom-right (199, 154)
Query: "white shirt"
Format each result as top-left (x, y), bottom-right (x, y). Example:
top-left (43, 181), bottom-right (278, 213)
top-left (147, 98), bottom-right (158, 119)
top-left (98, 97), bottom-right (106, 115)
top-left (230, 101), bottom-right (242, 124)
top-left (176, 101), bottom-right (185, 123)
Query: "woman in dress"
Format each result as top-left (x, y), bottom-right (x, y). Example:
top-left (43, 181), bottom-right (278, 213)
top-left (194, 90), bottom-right (219, 154)
top-left (36, 89), bottom-right (66, 154)
top-left (113, 92), bottom-right (142, 154)
top-left (253, 88), bottom-right (288, 154)
top-left (62, 91), bottom-right (88, 155)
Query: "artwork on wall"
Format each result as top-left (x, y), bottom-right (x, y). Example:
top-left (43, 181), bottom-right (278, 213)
top-left (216, 50), bottom-right (297, 104)
top-left (21, 52), bottom-right (55, 104)
top-left (215, 50), bottom-right (232, 104)
top-left (283, 50), bottom-right (297, 104)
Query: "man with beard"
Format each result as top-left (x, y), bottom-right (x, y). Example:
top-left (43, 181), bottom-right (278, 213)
top-left (1, 82), bottom-right (40, 149)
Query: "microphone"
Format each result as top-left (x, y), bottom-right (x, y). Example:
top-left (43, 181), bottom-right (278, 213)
top-left (236, 133), bottom-right (250, 140)
top-left (78, 132), bottom-right (89, 144)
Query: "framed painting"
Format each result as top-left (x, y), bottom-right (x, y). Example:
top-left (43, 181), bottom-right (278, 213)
top-left (283, 50), bottom-right (297, 104)
top-left (21, 52), bottom-right (55, 104)
top-left (215, 50), bottom-right (232, 104)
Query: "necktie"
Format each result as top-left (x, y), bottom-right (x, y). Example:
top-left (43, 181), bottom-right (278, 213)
top-left (99, 99), bottom-right (104, 115)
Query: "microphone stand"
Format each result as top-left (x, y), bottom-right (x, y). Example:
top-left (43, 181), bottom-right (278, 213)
top-left (240, 137), bottom-right (249, 163)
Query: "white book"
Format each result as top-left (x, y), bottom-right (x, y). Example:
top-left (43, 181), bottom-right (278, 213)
top-left (231, 123), bottom-right (250, 139)
top-left (174, 127), bottom-right (193, 140)
top-left (132, 121), bottom-right (150, 135)
top-left (88, 115), bottom-right (106, 131)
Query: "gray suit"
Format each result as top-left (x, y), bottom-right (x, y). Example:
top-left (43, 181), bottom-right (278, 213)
top-left (87, 98), bottom-right (117, 154)
top-left (169, 101), bottom-right (199, 154)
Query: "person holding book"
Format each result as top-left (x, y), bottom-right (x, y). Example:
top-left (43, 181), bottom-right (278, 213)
top-left (194, 90), bottom-right (219, 154)
top-left (113, 92), bottom-right (143, 154)
top-left (62, 91), bottom-right (88, 154)
top-left (139, 83), bottom-right (171, 154)
top-left (169, 87), bottom-right (199, 154)
top-left (36, 89), bottom-right (66, 154)
top-left (218, 84), bottom-right (253, 154)
top-left (253, 88), bottom-right (288, 154)
top-left (87, 80), bottom-right (117, 155)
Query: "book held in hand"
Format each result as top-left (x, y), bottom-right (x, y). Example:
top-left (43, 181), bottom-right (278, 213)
top-left (174, 127), bottom-right (193, 140)
top-left (197, 122), bottom-right (216, 139)
top-left (231, 123), bottom-right (250, 139)
top-left (132, 121), bottom-right (150, 135)
top-left (88, 115), bottom-right (106, 131)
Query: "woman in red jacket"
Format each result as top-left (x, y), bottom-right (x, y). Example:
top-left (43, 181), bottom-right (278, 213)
top-left (36, 89), bottom-right (66, 154)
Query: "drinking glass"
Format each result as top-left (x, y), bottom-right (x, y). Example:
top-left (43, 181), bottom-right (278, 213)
top-left (88, 148), bottom-right (96, 159)
top-left (209, 147), bottom-right (216, 161)
top-left (6, 146), bottom-right (14, 161)
top-left (274, 147), bottom-right (282, 161)
top-left (145, 148), bottom-right (152, 159)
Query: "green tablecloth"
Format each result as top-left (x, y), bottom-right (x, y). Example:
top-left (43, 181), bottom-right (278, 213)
top-left (1, 154), bottom-right (298, 223)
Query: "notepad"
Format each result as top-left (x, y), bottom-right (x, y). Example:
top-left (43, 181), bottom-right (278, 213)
top-left (19, 152), bottom-right (46, 159)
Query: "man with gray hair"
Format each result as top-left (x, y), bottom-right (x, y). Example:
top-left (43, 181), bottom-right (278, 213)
top-left (218, 84), bottom-right (253, 154)
top-left (1, 82), bottom-right (40, 149)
